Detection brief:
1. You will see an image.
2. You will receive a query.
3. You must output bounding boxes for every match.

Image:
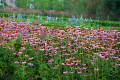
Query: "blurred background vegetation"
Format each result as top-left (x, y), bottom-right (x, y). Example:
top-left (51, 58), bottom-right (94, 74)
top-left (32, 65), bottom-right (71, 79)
top-left (0, 0), bottom-right (120, 21)
top-left (15, 0), bottom-right (120, 21)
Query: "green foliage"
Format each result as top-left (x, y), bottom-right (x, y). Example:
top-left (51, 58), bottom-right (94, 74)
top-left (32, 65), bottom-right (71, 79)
top-left (14, 37), bottom-right (22, 52)
top-left (15, 0), bottom-right (28, 8)
top-left (14, 0), bottom-right (120, 20)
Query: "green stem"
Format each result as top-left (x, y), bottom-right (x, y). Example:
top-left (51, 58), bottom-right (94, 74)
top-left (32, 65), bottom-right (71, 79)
top-left (102, 58), bottom-right (104, 80)
top-left (22, 64), bottom-right (25, 80)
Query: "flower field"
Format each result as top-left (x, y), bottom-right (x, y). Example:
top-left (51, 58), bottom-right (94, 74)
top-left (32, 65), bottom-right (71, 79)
top-left (0, 17), bottom-right (120, 80)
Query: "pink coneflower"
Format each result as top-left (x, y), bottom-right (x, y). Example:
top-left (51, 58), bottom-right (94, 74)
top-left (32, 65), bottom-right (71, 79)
top-left (99, 53), bottom-right (105, 58)
top-left (22, 60), bottom-right (26, 64)
top-left (29, 49), bottom-right (32, 50)
top-left (84, 74), bottom-right (88, 76)
top-left (104, 56), bottom-right (109, 60)
top-left (2, 73), bottom-right (4, 75)
top-left (62, 49), bottom-right (66, 52)
top-left (63, 71), bottom-right (68, 73)
top-left (0, 43), bottom-right (3, 45)
top-left (77, 46), bottom-right (81, 48)
top-left (45, 20), bottom-right (48, 23)
top-left (79, 67), bottom-right (82, 70)
top-left (116, 62), bottom-right (120, 66)
top-left (75, 63), bottom-right (78, 65)
top-left (117, 57), bottom-right (120, 61)
top-left (70, 62), bottom-right (74, 65)
top-left (61, 46), bottom-right (66, 48)
top-left (69, 71), bottom-right (74, 73)
top-left (28, 63), bottom-right (33, 66)
top-left (14, 36), bottom-right (18, 39)
top-left (113, 55), bottom-right (118, 59)
top-left (80, 53), bottom-right (83, 54)
top-left (83, 66), bottom-right (87, 69)
top-left (37, 51), bottom-right (40, 53)
top-left (44, 52), bottom-right (48, 55)
top-left (18, 51), bottom-right (22, 54)
top-left (55, 64), bottom-right (58, 66)
top-left (113, 65), bottom-right (116, 67)
top-left (40, 48), bottom-right (45, 51)
top-left (73, 60), bottom-right (77, 63)
top-left (66, 62), bottom-right (71, 65)
top-left (82, 62), bottom-right (86, 66)
top-left (53, 67), bottom-right (57, 69)
top-left (110, 52), bottom-right (114, 55)
top-left (65, 53), bottom-right (70, 56)
top-left (48, 58), bottom-right (54, 63)
top-left (77, 59), bottom-right (81, 62)
top-left (61, 61), bottom-right (66, 65)
top-left (9, 45), bottom-right (13, 49)
top-left (55, 46), bottom-right (59, 49)
top-left (75, 66), bottom-right (78, 69)
top-left (94, 53), bottom-right (99, 55)
top-left (13, 52), bottom-right (16, 54)
top-left (25, 54), bottom-right (29, 57)
top-left (15, 61), bottom-right (19, 63)
top-left (78, 70), bottom-right (81, 73)
top-left (91, 62), bottom-right (94, 64)
top-left (66, 58), bottom-right (70, 61)
top-left (70, 66), bottom-right (73, 69)
top-left (94, 68), bottom-right (99, 71)
top-left (71, 56), bottom-right (75, 59)
top-left (28, 57), bottom-right (33, 60)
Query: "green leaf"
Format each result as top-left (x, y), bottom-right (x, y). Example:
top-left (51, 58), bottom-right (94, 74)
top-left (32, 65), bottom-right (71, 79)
top-left (43, 77), bottom-right (47, 80)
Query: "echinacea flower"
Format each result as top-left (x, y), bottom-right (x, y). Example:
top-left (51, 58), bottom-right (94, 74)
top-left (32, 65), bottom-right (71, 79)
top-left (40, 48), bottom-right (45, 51)
top-left (0, 43), bottom-right (3, 45)
top-left (78, 70), bottom-right (81, 73)
top-left (113, 55), bottom-right (118, 59)
top-left (61, 62), bottom-right (66, 65)
top-left (13, 52), bottom-right (16, 54)
top-left (116, 62), bottom-right (120, 66)
top-left (83, 66), bottom-right (87, 69)
top-left (63, 71), bottom-right (68, 73)
top-left (45, 20), bottom-right (48, 23)
top-left (28, 57), bottom-right (33, 60)
top-left (79, 67), bottom-right (82, 70)
top-left (94, 68), bottom-right (99, 71)
top-left (69, 66), bottom-right (73, 69)
top-left (25, 54), bottom-right (29, 57)
top-left (22, 60), bottom-right (26, 64)
top-left (28, 63), bottom-right (33, 66)
top-left (84, 74), bottom-right (87, 76)
top-left (15, 61), bottom-right (19, 63)
top-left (82, 62), bottom-right (86, 66)
top-left (20, 47), bottom-right (26, 50)
top-left (75, 66), bottom-right (78, 69)
top-left (69, 71), bottom-right (74, 73)
top-left (80, 53), bottom-right (83, 54)
top-left (18, 51), bottom-right (22, 54)
top-left (104, 56), bottom-right (109, 60)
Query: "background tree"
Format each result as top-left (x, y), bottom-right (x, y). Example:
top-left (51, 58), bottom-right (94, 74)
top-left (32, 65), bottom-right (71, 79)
top-left (15, 0), bottom-right (120, 20)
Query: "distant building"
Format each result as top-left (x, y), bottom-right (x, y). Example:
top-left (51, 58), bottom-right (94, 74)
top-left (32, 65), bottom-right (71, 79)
top-left (0, 0), bottom-right (3, 5)
top-left (29, 0), bottom-right (34, 9)
top-left (0, 0), bottom-right (16, 7)
top-left (6, 0), bottom-right (16, 7)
